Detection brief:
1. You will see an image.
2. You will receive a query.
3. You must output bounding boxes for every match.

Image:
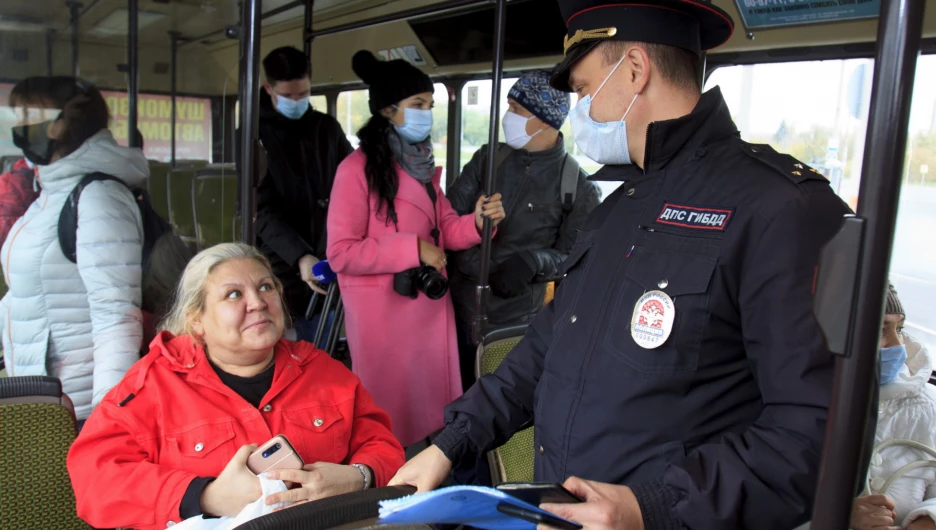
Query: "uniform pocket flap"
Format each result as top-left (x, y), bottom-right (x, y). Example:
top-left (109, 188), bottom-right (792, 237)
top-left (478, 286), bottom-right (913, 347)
top-left (625, 247), bottom-right (717, 296)
top-left (283, 404), bottom-right (344, 433)
top-left (171, 420), bottom-right (236, 458)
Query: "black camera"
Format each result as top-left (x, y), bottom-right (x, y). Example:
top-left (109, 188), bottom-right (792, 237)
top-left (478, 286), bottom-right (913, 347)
top-left (394, 264), bottom-right (448, 300)
top-left (262, 443), bottom-right (282, 458)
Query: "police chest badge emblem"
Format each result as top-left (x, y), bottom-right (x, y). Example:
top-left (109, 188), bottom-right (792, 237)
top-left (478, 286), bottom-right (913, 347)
top-left (630, 290), bottom-right (676, 349)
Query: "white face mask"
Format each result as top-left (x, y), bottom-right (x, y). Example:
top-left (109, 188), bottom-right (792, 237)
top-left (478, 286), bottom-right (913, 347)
top-left (569, 55), bottom-right (639, 165)
top-left (502, 111), bottom-right (542, 150)
top-left (393, 106), bottom-right (433, 144)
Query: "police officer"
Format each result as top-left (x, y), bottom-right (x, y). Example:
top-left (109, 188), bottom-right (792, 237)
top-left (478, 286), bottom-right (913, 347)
top-left (391, 1), bottom-right (850, 529)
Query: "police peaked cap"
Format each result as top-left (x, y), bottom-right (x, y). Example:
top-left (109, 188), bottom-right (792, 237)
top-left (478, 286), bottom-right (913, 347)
top-left (550, 0), bottom-right (735, 92)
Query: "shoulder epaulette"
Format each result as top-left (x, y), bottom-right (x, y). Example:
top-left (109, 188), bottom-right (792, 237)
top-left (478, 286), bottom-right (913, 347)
top-left (742, 143), bottom-right (829, 185)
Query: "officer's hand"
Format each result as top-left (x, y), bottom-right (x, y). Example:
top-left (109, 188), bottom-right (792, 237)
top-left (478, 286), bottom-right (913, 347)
top-left (851, 494), bottom-right (899, 530)
top-left (298, 254), bottom-right (327, 295)
top-left (388, 445), bottom-right (452, 493)
top-left (490, 255), bottom-right (535, 298)
top-left (539, 477), bottom-right (644, 530)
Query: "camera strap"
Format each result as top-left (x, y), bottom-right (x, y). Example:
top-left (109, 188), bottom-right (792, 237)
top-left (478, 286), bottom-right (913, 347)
top-left (390, 181), bottom-right (440, 247)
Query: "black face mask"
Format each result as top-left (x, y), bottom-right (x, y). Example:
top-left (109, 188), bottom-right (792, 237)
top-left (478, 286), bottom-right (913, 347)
top-left (12, 120), bottom-right (58, 166)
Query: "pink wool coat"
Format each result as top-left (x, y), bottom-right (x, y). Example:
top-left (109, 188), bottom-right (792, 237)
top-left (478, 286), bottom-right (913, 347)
top-left (327, 149), bottom-right (483, 446)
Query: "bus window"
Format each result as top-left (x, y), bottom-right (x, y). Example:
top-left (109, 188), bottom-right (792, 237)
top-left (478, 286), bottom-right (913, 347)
top-left (310, 95), bottom-right (327, 114)
top-left (460, 78), bottom-right (518, 172)
top-left (459, 79), bottom-right (617, 200)
top-left (430, 83), bottom-right (450, 188)
top-left (706, 58), bottom-right (936, 353)
top-left (337, 89), bottom-right (371, 150)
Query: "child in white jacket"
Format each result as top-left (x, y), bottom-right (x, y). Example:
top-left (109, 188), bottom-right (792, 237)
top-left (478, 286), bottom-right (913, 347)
top-left (852, 285), bottom-right (936, 530)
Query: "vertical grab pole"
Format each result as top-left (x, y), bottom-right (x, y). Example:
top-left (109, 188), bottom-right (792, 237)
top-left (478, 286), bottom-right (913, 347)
top-left (239, 0), bottom-right (262, 244)
top-left (128, 0), bottom-right (140, 148)
top-left (46, 29), bottom-right (55, 76)
top-left (303, 0), bottom-right (315, 58)
top-left (445, 80), bottom-right (466, 191)
top-left (472, 0), bottom-right (507, 345)
top-left (810, 1), bottom-right (925, 527)
top-left (67, 1), bottom-right (82, 77)
top-left (169, 32), bottom-right (181, 166)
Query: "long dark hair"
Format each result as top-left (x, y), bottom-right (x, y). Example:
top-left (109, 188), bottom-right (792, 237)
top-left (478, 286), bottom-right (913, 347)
top-left (10, 76), bottom-right (109, 160)
top-left (358, 115), bottom-right (398, 225)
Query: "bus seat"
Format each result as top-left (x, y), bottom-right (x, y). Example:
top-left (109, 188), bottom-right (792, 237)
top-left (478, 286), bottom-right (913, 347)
top-left (167, 166), bottom-right (199, 251)
top-left (232, 485), bottom-right (418, 530)
top-left (476, 324), bottom-right (534, 484)
top-left (192, 165), bottom-right (238, 250)
top-left (147, 161), bottom-right (171, 221)
top-left (0, 376), bottom-right (88, 529)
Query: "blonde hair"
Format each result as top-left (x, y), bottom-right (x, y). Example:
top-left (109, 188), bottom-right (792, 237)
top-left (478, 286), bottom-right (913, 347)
top-left (160, 243), bottom-right (290, 337)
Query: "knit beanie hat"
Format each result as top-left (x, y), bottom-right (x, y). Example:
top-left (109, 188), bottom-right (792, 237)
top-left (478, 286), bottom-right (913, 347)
top-left (886, 283), bottom-right (905, 316)
top-left (507, 69), bottom-right (571, 130)
top-left (352, 51), bottom-right (434, 115)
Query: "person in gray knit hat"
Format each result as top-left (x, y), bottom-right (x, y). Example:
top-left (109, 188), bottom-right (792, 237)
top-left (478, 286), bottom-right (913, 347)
top-left (447, 69), bottom-right (601, 394)
top-left (851, 283), bottom-right (936, 530)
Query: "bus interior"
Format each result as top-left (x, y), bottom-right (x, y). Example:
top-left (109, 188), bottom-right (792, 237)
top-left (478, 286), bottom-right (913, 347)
top-left (0, 0), bottom-right (934, 527)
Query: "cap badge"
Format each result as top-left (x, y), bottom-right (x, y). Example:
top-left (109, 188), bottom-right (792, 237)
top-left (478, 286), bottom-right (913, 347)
top-left (564, 27), bottom-right (618, 55)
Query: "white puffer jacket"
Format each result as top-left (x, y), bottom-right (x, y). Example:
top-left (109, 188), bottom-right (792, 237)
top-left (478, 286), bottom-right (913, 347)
top-left (0, 129), bottom-right (145, 420)
top-left (867, 334), bottom-right (936, 527)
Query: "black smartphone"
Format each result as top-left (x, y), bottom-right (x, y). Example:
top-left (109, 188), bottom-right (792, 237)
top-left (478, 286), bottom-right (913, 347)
top-left (496, 502), bottom-right (582, 530)
top-left (496, 482), bottom-right (584, 505)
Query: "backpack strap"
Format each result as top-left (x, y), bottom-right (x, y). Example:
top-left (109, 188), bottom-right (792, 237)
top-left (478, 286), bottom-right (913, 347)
top-left (494, 143), bottom-right (512, 171)
top-left (481, 143), bottom-right (514, 188)
top-left (559, 154), bottom-right (580, 214)
top-left (58, 172), bottom-right (131, 264)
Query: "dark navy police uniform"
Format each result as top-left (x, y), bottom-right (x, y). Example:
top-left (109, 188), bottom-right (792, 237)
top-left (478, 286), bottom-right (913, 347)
top-left (433, 1), bottom-right (852, 529)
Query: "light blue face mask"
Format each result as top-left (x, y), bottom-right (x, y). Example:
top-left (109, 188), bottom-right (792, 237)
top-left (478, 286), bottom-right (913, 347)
top-left (274, 94), bottom-right (310, 120)
top-left (880, 344), bottom-right (908, 384)
top-left (393, 106), bottom-right (433, 143)
top-left (569, 54), bottom-right (638, 165)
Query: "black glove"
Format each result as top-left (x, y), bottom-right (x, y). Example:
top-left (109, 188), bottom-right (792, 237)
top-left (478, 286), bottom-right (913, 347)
top-left (489, 254), bottom-right (535, 298)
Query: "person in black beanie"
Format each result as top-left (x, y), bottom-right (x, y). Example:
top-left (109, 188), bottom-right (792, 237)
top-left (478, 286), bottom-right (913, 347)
top-left (325, 51), bottom-right (505, 448)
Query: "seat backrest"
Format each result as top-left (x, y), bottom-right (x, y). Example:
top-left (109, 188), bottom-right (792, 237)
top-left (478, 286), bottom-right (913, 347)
top-left (476, 325), bottom-right (534, 484)
top-left (233, 486), bottom-right (417, 530)
top-left (167, 166), bottom-right (198, 249)
top-left (0, 376), bottom-right (88, 529)
top-left (192, 166), bottom-right (238, 250)
top-left (147, 161), bottom-right (171, 221)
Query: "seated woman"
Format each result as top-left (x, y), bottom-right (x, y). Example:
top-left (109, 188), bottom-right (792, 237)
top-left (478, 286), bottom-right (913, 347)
top-left (67, 242), bottom-right (404, 530)
top-left (852, 284), bottom-right (936, 530)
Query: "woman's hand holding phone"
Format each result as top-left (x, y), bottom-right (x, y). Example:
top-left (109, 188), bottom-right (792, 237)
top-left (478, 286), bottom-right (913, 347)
top-left (264, 462), bottom-right (365, 509)
top-left (200, 444), bottom-right (263, 517)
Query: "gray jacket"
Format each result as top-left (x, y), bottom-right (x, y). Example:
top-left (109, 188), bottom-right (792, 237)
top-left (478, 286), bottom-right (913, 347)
top-left (447, 140), bottom-right (600, 327)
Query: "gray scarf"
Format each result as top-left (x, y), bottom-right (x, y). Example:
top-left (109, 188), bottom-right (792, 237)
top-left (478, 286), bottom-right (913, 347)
top-left (387, 129), bottom-right (435, 183)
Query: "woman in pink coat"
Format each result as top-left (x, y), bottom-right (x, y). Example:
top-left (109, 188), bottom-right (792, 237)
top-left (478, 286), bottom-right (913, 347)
top-left (327, 51), bottom-right (505, 447)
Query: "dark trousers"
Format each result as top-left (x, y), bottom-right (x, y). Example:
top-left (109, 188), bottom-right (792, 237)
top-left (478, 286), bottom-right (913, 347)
top-left (456, 319), bottom-right (478, 393)
top-left (452, 319), bottom-right (493, 486)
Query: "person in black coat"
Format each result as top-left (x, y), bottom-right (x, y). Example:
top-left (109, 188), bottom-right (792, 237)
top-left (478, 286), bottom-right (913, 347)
top-left (389, 2), bottom-right (851, 529)
top-left (255, 46), bottom-right (353, 338)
